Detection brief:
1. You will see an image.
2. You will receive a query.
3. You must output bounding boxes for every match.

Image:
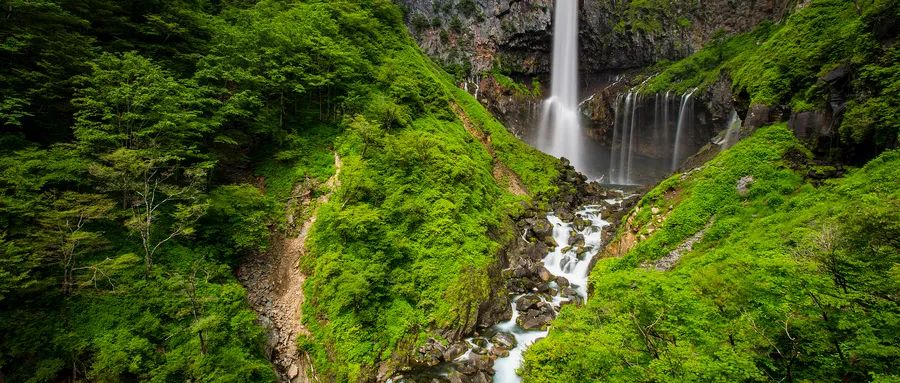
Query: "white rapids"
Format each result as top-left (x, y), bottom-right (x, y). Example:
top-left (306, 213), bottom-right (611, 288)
top-left (491, 205), bottom-right (612, 383)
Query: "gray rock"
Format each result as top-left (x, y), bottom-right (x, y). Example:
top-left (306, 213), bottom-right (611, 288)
top-left (490, 347), bottom-right (510, 358)
top-left (568, 232), bottom-right (585, 247)
top-left (517, 302), bottom-right (556, 330)
top-left (490, 332), bottom-right (517, 350)
top-left (443, 342), bottom-right (468, 362)
top-left (530, 218), bottom-right (552, 238)
top-left (515, 294), bottom-right (541, 311)
top-left (736, 176), bottom-right (754, 197)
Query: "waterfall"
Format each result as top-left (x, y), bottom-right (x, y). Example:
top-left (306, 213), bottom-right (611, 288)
top-left (535, 0), bottom-right (582, 170)
top-left (607, 89), bottom-right (702, 184)
top-left (722, 110), bottom-right (742, 149)
top-left (671, 88), bottom-right (697, 172)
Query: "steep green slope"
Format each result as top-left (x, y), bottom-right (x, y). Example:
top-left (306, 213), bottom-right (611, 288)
top-left (521, 124), bottom-right (900, 382)
top-left (0, 1), bottom-right (558, 381)
top-left (300, 36), bottom-right (559, 383)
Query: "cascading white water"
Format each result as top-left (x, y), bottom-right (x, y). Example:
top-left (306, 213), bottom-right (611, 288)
top-left (535, 1), bottom-right (582, 170)
top-left (671, 88), bottom-right (697, 172)
top-left (490, 205), bottom-right (614, 383)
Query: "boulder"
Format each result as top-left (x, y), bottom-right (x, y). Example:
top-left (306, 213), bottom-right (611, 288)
top-left (736, 176), bottom-right (754, 197)
top-left (517, 302), bottom-right (556, 329)
top-left (515, 294), bottom-right (541, 311)
top-left (530, 218), bottom-right (552, 239)
top-left (490, 332), bottom-right (517, 350)
top-left (412, 339), bottom-right (446, 367)
top-left (490, 347), bottom-right (510, 358)
top-left (538, 266), bottom-right (553, 282)
top-left (555, 276), bottom-right (570, 288)
top-left (523, 241), bottom-right (549, 261)
top-left (443, 342), bottom-right (469, 362)
top-left (568, 233), bottom-right (585, 247)
top-left (469, 353), bottom-right (494, 372)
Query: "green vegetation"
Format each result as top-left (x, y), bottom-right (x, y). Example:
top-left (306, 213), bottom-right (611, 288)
top-left (605, 0), bottom-right (697, 34)
top-left (491, 72), bottom-right (542, 99)
top-left (642, 0), bottom-right (898, 154)
top-left (522, 124), bottom-right (900, 382)
top-left (299, 35), bottom-right (559, 383)
top-left (0, 0), bottom-right (558, 381)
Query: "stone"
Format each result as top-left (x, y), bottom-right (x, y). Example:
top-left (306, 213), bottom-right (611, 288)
top-left (541, 235), bottom-right (558, 249)
top-left (490, 347), bottom-right (511, 358)
top-left (524, 241), bottom-right (548, 261)
top-left (530, 218), bottom-right (552, 238)
top-left (736, 176), bottom-right (754, 197)
top-left (651, 207), bottom-right (660, 214)
top-left (557, 209), bottom-right (574, 222)
top-left (568, 233), bottom-right (585, 247)
top-left (515, 294), bottom-right (541, 311)
top-left (469, 353), bottom-right (493, 372)
top-left (538, 266), bottom-right (553, 282)
top-left (517, 302), bottom-right (556, 330)
top-left (443, 342), bottom-right (468, 362)
top-left (555, 276), bottom-right (570, 288)
top-left (491, 332), bottom-right (517, 350)
top-left (288, 364), bottom-right (299, 379)
top-left (573, 216), bottom-right (591, 231)
top-left (472, 371), bottom-right (492, 383)
top-left (561, 287), bottom-right (579, 298)
top-left (455, 360), bottom-right (478, 375)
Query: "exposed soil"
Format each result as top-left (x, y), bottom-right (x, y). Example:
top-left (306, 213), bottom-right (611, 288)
top-left (238, 154), bottom-right (341, 383)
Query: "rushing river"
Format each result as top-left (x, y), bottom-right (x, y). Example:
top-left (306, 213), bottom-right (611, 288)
top-left (491, 205), bottom-right (612, 383)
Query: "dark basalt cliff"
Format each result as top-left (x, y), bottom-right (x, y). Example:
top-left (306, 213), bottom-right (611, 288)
top-left (399, 0), bottom-right (791, 76)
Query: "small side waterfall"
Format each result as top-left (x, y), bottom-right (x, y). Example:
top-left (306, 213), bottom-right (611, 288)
top-left (535, 1), bottom-right (583, 170)
top-left (671, 88), bottom-right (698, 171)
top-left (721, 110), bottom-right (742, 149)
top-left (608, 90), bottom-right (694, 185)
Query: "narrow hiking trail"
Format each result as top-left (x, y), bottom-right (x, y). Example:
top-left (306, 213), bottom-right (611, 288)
top-left (238, 154), bottom-right (342, 383)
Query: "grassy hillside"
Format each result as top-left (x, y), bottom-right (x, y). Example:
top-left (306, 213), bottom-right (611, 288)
top-left (521, 124), bottom-right (900, 382)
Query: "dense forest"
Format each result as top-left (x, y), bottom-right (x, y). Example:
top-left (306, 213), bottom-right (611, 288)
top-left (1, 0), bottom-right (898, 382)
top-left (0, 0), bottom-right (559, 381)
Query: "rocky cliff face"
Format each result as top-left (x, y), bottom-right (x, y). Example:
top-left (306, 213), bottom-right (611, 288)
top-left (399, 0), bottom-right (790, 76)
top-left (399, 0), bottom-right (791, 166)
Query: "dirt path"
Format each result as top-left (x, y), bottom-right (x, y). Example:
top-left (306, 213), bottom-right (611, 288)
top-left (238, 153), bottom-right (341, 383)
top-left (450, 103), bottom-right (528, 196)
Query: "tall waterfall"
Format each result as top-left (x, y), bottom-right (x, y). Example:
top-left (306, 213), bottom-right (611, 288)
top-left (535, 1), bottom-right (582, 169)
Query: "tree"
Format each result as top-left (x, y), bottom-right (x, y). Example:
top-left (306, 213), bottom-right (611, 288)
top-left (35, 192), bottom-right (114, 294)
top-left (347, 115), bottom-right (384, 157)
